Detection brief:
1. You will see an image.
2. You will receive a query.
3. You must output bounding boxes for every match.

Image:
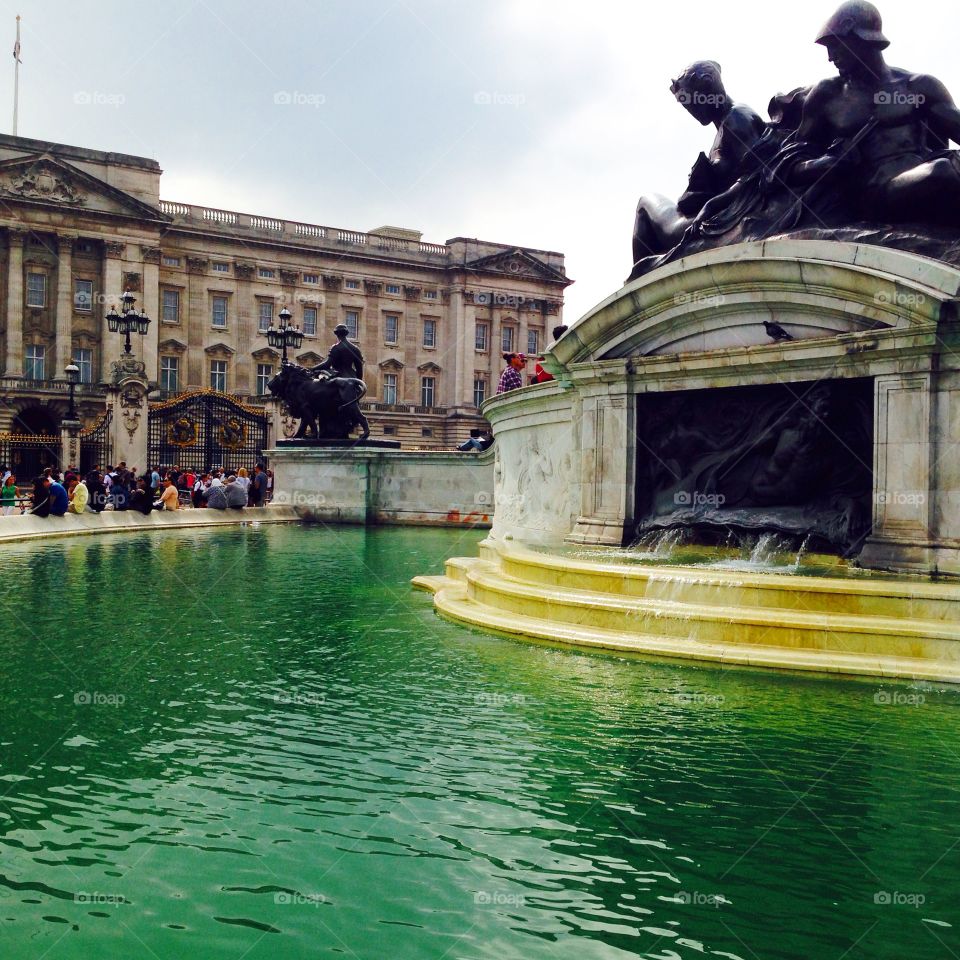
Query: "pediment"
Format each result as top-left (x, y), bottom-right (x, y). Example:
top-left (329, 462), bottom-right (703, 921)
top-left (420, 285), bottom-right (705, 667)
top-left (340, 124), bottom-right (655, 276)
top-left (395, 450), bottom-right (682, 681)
top-left (203, 342), bottom-right (235, 357)
top-left (465, 248), bottom-right (568, 284)
top-left (417, 361), bottom-right (441, 373)
top-left (251, 347), bottom-right (280, 362)
top-left (0, 154), bottom-right (166, 220)
top-left (296, 351), bottom-right (323, 366)
top-left (159, 338), bottom-right (188, 354)
top-left (378, 356), bottom-right (404, 370)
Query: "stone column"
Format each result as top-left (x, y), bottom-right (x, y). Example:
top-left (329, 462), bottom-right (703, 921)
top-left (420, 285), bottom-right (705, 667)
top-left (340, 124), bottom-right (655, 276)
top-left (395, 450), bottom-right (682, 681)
top-left (235, 261), bottom-right (255, 392)
top-left (60, 420), bottom-right (81, 471)
top-left (140, 245), bottom-right (161, 384)
top-left (106, 380), bottom-right (149, 470)
top-left (323, 273), bottom-right (342, 334)
top-left (54, 234), bottom-right (76, 378)
top-left (4, 228), bottom-right (26, 376)
top-left (101, 241), bottom-right (126, 380)
top-left (185, 257), bottom-right (209, 388)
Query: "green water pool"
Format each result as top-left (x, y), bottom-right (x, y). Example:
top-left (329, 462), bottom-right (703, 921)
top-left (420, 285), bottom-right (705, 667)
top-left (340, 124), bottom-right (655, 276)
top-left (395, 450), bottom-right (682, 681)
top-left (0, 524), bottom-right (957, 959)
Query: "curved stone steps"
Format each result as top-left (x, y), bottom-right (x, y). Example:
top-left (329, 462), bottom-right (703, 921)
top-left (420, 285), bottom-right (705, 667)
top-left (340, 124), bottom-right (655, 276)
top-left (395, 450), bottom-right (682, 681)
top-left (412, 539), bottom-right (960, 682)
top-left (412, 574), bottom-right (960, 684)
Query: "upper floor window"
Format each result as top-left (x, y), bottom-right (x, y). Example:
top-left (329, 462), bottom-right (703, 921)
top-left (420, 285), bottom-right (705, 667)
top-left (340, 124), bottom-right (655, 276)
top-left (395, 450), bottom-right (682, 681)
top-left (74, 279), bottom-right (93, 312)
top-left (258, 300), bottom-right (274, 333)
top-left (344, 310), bottom-right (359, 339)
top-left (162, 289), bottom-right (180, 323)
top-left (258, 267), bottom-right (275, 279)
top-left (303, 273), bottom-right (319, 284)
top-left (256, 363), bottom-right (273, 396)
top-left (384, 314), bottom-right (399, 344)
top-left (422, 318), bottom-right (437, 348)
top-left (26, 272), bottom-right (46, 308)
top-left (473, 377), bottom-right (487, 408)
top-left (160, 355), bottom-right (179, 393)
top-left (345, 279), bottom-right (360, 290)
top-left (212, 261), bottom-right (230, 273)
top-left (210, 359), bottom-right (228, 393)
top-left (475, 322), bottom-right (488, 351)
top-left (425, 290), bottom-right (438, 300)
top-left (73, 348), bottom-right (93, 384)
top-left (501, 326), bottom-right (516, 353)
top-left (420, 376), bottom-right (436, 408)
top-left (382, 372), bottom-right (398, 405)
top-left (162, 255), bottom-right (181, 267)
top-left (212, 295), bottom-right (228, 328)
top-left (24, 344), bottom-right (45, 380)
top-left (385, 284), bottom-right (401, 295)
top-left (527, 328), bottom-right (540, 355)
top-left (303, 306), bottom-right (318, 337)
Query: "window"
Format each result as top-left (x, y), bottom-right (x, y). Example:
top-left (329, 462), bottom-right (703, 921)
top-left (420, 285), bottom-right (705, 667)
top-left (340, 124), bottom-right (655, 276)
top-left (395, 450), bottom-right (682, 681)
top-left (24, 344), bottom-right (45, 380)
top-left (382, 372), bottom-right (398, 405)
top-left (475, 322), bottom-right (488, 351)
top-left (210, 360), bottom-right (227, 392)
top-left (74, 279), bottom-right (93, 312)
top-left (162, 289), bottom-right (180, 323)
top-left (501, 325), bottom-right (515, 353)
top-left (303, 306), bottom-right (318, 337)
top-left (345, 279), bottom-right (360, 290)
top-left (212, 295), bottom-right (228, 328)
top-left (344, 310), bottom-right (359, 339)
top-left (473, 378), bottom-right (487, 408)
top-left (162, 255), bottom-right (181, 267)
top-left (422, 318), bottom-right (437, 348)
top-left (258, 267), bottom-right (275, 279)
top-left (213, 261), bottom-right (230, 273)
top-left (160, 356), bottom-right (179, 393)
top-left (303, 273), bottom-right (319, 284)
top-left (425, 290), bottom-right (438, 300)
top-left (384, 314), bottom-right (399, 344)
top-left (386, 284), bottom-right (400, 295)
top-left (527, 328), bottom-right (540, 355)
top-left (256, 363), bottom-right (273, 395)
top-left (421, 427), bottom-right (433, 438)
top-left (420, 376), bottom-right (435, 407)
top-left (383, 425), bottom-right (396, 435)
top-left (73, 348), bottom-right (93, 384)
top-left (258, 300), bottom-right (274, 332)
top-left (26, 272), bottom-right (46, 308)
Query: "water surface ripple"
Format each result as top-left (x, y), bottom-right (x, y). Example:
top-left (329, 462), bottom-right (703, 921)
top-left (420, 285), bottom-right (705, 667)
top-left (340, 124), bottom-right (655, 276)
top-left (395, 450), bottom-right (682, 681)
top-left (0, 526), bottom-right (957, 959)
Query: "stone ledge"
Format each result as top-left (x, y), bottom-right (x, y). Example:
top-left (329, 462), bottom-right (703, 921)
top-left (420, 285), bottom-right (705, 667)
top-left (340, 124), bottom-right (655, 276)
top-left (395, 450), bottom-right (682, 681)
top-left (0, 505), bottom-right (301, 545)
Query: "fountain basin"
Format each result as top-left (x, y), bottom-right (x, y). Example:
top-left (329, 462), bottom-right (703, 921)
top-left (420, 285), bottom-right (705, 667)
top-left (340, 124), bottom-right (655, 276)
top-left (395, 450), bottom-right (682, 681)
top-left (413, 537), bottom-right (960, 683)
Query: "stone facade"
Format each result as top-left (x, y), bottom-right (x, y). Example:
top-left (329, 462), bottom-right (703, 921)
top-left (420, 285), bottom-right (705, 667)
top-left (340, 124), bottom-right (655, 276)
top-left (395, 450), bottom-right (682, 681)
top-left (0, 133), bottom-right (569, 450)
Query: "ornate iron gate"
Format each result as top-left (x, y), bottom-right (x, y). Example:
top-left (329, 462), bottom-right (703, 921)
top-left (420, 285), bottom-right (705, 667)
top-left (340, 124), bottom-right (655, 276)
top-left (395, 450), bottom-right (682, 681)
top-left (0, 433), bottom-right (60, 480)
top-left (79, 412), bottom-right (113, 474)
top-left (147, 391), bottom-right (268, 474)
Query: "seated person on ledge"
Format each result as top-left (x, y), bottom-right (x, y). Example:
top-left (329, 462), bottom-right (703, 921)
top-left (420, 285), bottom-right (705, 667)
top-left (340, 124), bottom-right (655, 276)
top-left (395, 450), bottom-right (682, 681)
top-left (153, 478), bottom-right (180, 511)
top-left (67, 478), bottom-right (89, 514)
top-left (204, 478), bottom-right (228, 511)
top-left (223, 476), bottom-right (248, 510)
top-left (44, 477), bottom-right (69, 517)
top-left (457, 429), bottom-right (494, 452)
top-left (129, 479), bottom-right (154, 516)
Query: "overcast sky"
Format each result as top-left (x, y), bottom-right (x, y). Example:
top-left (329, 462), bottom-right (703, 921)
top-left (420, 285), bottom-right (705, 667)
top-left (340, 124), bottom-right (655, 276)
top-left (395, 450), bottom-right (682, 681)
top-left (8, 0), bottom-right (959, 321)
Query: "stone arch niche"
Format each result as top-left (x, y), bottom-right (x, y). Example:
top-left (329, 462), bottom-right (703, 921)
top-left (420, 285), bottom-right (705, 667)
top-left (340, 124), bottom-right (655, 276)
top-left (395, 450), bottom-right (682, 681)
top-left (483, 239), bottom-right (960, 575)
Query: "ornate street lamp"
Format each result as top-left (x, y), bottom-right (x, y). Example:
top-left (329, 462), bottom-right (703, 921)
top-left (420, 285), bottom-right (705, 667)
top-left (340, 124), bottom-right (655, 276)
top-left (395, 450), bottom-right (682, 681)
top-left (264, 306), bottom-right (304, 363)
top-left (64, 362), bottom-right (80, 421)
top-left (106, 291), bottom-right (151, 355)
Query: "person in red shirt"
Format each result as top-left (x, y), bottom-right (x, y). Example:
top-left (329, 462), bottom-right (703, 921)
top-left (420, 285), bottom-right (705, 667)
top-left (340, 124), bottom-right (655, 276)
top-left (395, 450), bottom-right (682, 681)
top-left (531, 325), bottom-right (569, 384)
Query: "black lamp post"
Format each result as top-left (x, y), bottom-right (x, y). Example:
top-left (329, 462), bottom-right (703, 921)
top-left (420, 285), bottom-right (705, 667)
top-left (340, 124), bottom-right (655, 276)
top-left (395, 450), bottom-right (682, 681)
top-left (106, 291), bottom-right (151, 355)
top-left (264, 306), bottom-right (304, 363)
top-left (64, 362), bottom-right (80, 420)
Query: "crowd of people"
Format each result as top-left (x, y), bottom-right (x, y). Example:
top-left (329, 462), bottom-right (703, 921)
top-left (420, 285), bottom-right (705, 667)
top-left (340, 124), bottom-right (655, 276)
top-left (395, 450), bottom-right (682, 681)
top-left (0, 462), bottom-right (274, 518)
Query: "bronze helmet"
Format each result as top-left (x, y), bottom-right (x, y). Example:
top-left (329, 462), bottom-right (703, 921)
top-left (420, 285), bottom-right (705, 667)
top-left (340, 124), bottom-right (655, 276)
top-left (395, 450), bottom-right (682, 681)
top-left (815, 1), bottom-right (889, 48)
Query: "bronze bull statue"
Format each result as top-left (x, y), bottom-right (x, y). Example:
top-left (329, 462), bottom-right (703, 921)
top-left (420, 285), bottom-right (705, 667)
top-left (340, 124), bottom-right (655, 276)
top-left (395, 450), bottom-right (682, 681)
top-left (268, 362), bottom-right (370, 440)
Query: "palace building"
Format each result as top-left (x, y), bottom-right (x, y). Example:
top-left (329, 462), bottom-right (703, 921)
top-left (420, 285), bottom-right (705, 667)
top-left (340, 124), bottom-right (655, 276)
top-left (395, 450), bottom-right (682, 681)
top-left (0, 132), bottom-right (570, 458)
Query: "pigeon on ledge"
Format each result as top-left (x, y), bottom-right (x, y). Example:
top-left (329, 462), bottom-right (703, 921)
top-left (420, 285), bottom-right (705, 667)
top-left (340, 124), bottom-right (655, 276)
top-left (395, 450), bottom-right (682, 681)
top-left (762, 321), bottom-right (794, 342)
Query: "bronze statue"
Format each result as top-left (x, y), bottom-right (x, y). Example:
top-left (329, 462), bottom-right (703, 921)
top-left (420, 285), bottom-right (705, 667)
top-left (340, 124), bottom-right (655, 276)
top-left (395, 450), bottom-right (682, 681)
top-left (267, 363), bottom-right (369, 440)
top-left (630, 61), bottom-right (765, 271)
top-left (628, 2), bottom-right (960, 282)
top-left (312, 323), bottom-right (364, 380)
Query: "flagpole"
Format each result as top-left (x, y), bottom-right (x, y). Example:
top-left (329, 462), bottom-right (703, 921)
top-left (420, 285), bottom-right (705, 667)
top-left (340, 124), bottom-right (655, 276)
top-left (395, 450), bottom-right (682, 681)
top-left (12, 15), bottom-right (20, 136)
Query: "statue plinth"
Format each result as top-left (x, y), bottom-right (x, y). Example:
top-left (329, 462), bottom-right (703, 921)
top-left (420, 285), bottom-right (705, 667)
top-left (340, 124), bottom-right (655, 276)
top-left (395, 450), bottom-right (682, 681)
top-left (276, 438), bottom-right (401, 449)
